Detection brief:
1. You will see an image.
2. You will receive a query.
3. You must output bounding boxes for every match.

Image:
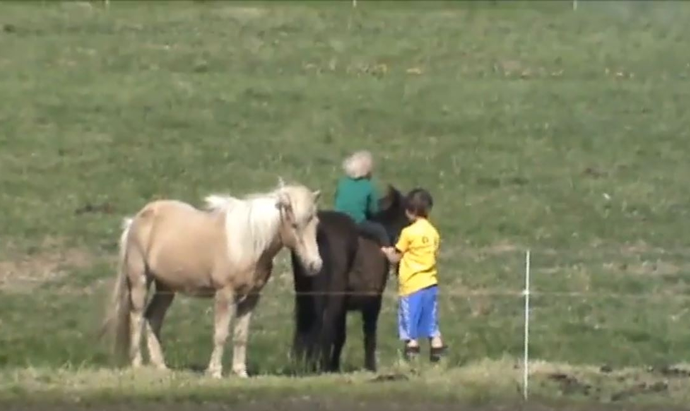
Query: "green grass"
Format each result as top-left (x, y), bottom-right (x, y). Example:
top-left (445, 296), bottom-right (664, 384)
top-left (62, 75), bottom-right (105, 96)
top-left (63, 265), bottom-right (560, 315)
top-left (2, 0), bottom-right (690, 407)
top-left (2, 360), bottom-right (690, 408)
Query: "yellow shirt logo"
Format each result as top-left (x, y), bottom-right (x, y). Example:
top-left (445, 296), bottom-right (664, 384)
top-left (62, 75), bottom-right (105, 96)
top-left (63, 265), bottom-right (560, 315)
top-left (394, 218), bottom-right (440, 296)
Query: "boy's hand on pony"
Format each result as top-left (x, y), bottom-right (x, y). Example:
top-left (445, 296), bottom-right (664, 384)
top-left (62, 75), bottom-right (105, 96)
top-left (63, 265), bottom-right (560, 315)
top-left (381, 247), bottom-right (400, 263)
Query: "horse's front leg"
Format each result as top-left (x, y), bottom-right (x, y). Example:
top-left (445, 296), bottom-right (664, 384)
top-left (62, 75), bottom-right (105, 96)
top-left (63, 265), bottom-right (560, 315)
top-left (206, 286), bottom-right (236, 379)
top-left (319, 295), bottom-right (346, 372)
top-left (231, 292), bottom-right (261, 378)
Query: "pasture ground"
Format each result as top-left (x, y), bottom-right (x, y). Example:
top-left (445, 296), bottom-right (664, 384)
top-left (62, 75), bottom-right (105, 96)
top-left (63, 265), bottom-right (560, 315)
top-left (2, 0), bottom-right (690, 409)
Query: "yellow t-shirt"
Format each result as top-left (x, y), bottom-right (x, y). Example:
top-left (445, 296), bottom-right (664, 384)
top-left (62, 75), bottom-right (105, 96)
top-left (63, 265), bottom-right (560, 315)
top-left (394, 218), bottom-right (440, 296)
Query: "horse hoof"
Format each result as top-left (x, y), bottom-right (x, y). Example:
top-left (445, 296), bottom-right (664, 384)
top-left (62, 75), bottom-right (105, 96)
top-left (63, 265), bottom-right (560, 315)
top-left (206, 369), bottom-right (223, 379)
top-left (233, 368), bottom-right (249, 378)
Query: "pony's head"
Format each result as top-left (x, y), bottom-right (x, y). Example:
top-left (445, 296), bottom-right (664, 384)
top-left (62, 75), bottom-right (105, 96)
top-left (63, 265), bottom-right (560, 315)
top-left (373, 184), bottom-right (410, 243)
top-left (275, 180), bottom-right (323, 275)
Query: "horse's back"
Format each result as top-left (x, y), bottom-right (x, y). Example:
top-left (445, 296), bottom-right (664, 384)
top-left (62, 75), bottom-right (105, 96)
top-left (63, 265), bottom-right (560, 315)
top-left (127, 199), bottom-right (226, 289)
top-left (316, 210), bottom-right (357, 235)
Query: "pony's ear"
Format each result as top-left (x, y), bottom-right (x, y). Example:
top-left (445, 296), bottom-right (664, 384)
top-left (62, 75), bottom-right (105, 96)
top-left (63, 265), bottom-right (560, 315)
top-left (378, 184), bottom-right (395, 211)
top-left (277, 176), bottom-right (286, 188)
top-left (387, 184), bottom-right (400, 198)
top-left (276, 192), bottom-right (296, 223)
top-left (276, 191), bottom-right (291, 210)
top-left (312, 190), bottom-right (321, 202)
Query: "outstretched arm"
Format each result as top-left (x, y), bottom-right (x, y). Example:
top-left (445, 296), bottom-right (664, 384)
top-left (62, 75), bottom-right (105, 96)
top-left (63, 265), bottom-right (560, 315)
top-left (382, 228), bottom-right (409, 264)
top-left (382, 247), bottom-right (402, 264)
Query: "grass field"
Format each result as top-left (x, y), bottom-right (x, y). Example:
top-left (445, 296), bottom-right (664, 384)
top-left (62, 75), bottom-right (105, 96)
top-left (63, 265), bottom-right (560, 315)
top-left (2, 0), bottom-right (690, 408)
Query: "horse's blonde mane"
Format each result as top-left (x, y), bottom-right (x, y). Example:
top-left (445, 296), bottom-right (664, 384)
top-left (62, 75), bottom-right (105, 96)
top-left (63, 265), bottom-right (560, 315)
top-left (202, 183), bottom-right (316, 270)
top-left (204, 194), bottom-right (240, 212)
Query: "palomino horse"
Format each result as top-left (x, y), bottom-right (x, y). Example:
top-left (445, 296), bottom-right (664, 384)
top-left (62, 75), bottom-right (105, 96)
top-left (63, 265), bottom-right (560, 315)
top-left (290, 185), bottom-right (409, 373)
top-left (101, 180), bottom-right (323, 378)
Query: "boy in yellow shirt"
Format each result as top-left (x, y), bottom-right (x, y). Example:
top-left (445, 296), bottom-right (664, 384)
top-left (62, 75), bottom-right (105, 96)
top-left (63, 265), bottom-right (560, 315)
top-left (382, 188), bottom-right (446, 362)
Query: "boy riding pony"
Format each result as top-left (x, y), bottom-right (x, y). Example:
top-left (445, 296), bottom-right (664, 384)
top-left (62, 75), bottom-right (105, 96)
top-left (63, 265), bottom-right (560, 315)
top-left (334, 150), bottom-right (391, 252)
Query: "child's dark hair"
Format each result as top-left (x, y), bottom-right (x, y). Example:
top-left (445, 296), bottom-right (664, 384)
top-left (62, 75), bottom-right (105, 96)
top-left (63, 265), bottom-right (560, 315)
top-left (405, 188), bottom-right (434, 217)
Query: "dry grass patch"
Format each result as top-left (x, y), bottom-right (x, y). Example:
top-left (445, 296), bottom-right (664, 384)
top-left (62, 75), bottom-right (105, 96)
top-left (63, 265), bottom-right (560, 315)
top-left (0, 238), bottom-right (100, 292)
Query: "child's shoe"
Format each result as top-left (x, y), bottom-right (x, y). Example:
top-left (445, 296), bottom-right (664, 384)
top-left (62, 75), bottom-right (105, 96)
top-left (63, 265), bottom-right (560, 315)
top-left (403, 345), bottom-right (420, 361)
top-left (429, 345), bottom-right (448, 363)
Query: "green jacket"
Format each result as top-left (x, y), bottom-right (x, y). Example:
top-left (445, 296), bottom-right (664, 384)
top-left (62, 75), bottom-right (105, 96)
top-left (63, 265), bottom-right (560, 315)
top-left (334, 176), bottom-right (380, 224)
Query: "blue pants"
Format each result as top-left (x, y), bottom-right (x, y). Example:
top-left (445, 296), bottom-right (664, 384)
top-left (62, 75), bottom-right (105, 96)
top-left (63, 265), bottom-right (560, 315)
top-left (398, 285), bottom-right (440, 341)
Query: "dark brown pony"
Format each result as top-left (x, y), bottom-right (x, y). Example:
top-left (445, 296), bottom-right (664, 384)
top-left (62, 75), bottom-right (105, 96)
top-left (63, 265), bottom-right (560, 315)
top-left (289, 185), bottom-right (409, 373)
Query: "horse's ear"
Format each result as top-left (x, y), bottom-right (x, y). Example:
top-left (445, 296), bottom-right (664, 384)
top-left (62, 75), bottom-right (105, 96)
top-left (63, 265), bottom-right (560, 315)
top-left (379, 185), bottom-right (394, 211)
top-left (278, 176), bottom-right (286, 188)
top-left (276, 191), bottom-right (291, 210)
top-left (312, 190), bottom-right (321, 202)
top-left (276, 192), bottom-right (296, 224)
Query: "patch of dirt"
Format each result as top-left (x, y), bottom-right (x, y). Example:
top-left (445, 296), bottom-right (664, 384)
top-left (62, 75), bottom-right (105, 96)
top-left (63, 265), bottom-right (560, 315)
top-left (217, 6), bottom-right (268, 21)
top-left (439, 241), bottom-right (527, 259)
top-left (610, 381), bottom-right (668, 402)
top-left (547, 372), bottom-right (594, 396)
top-left (620, 241), bottom-right (661, 255)
top-left (602, 260), bottom-right (688, 276)
top-left (0, 242), bottom-right (95, 291)
top-left (74, 202), bottom-right (115, 216)
top-left (481, 241), bottom-right (522, 255)
top-left (648, 365), bottom-right (690, 379)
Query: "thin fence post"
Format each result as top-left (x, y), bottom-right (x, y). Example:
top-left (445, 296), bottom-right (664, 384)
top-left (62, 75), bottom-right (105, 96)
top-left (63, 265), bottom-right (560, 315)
top-left (352, 0), bottom-right (357, 8)
top-left (573, 0), bottom-right (578, 11)
top-left (523, 249), bottom-right (531, 400)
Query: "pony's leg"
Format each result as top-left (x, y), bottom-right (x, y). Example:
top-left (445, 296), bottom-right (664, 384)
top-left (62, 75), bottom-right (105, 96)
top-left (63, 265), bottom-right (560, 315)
top-left (318, 295), bottom-right (346, 372)
top-left (206, 286), bottom-right (236, 379)
top-left (295, 294), bottom-right (324, 373)
top-left (144, 284), bottom-right (175, 370)
top-left (329, 310), bottom-right (347, 372)
top-left (127, 259), bottom-right (150, 368)
top-left (290, 295), bottom-right (307, 364)
top-left (231, 293), bottom-right (260, 378)
top-left (362, 297), bottom-right (382, 372)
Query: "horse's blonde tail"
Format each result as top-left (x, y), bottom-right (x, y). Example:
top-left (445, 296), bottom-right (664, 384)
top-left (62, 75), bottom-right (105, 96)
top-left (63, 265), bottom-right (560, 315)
top-left (99, 217), bottom-right (134, 364)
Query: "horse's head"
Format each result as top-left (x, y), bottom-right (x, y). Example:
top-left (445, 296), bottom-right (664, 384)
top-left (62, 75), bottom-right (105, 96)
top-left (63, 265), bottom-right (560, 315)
top-left (275, 181), bottom-right (323, 275)
top-left (373, 184), bottom-right (410, 243)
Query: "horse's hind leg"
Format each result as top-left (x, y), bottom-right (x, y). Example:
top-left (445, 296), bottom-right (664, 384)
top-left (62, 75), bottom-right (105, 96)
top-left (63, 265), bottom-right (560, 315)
top-left (206, 286), bottom-right (236, 379)
top-left (362, 297), bottom-right (382, 372)
top-left (126, 254), bottom-right (150, 368)
top-left (144, 283), bottom-right (175, 370)
top-left (231, 293), bottom-right (260, 378)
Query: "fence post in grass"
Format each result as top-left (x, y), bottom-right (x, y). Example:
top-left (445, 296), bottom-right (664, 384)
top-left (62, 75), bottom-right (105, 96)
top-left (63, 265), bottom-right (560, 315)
top-left (523, 249), bottom-right (531, 400)
top-left (352, 0), bottom-right (357, 8)
top-left (573, 0), bottom-right (578, 11)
